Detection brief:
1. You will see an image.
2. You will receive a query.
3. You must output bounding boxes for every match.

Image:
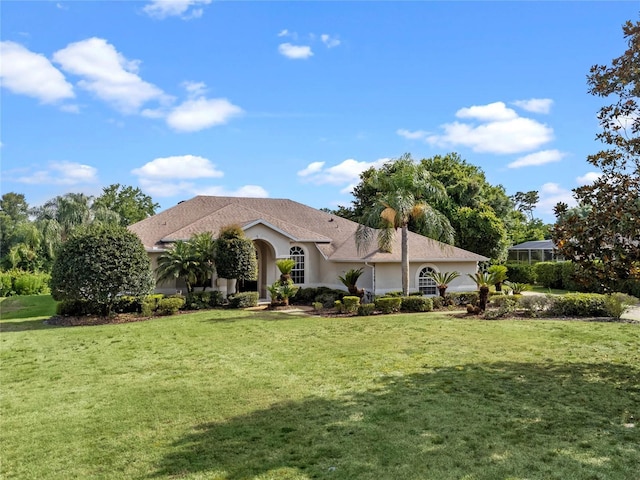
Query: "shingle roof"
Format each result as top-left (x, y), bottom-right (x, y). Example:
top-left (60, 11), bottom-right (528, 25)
top-left (129, 195), bottom-right (488, 262)
top-left (509, 240), bottom-right (556, 250)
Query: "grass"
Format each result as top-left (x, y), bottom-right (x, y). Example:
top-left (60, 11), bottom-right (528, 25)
top-left (529, 285), bottom-right (570, 295)
top-left (1, 303), bottom-right (639, 479)
top-left (0, 294), bottom-right (57, 325)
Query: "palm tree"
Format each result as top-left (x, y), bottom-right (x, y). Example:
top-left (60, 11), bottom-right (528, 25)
top-left (355, 156), bottom-right (454, 296)
top-left (338, 267), bottom-right (364, 297)
top-left (467, 271), bottom-right (498, 311)
top-left (190, 232), bottom-right (216, 290)
top-left (155, 241), bottom-right (199, 293)
top-left (427, 271), bottom-right (460, 298)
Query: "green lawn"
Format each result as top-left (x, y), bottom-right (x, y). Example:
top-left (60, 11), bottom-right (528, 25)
top-left (1, 305), bottom-right (639, 480)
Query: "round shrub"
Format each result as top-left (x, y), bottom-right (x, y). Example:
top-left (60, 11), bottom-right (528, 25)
top-left (375, 297), bottom-right (402, 314)
top-left (400, 296), bottom-right (433, 312)
top-left (50, 224), bottom-right (154, 316)
top-left (342, 295), bottom-right (360, 314)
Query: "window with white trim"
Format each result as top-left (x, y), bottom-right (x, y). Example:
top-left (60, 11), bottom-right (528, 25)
top-left (418, 267), bottom-right (437, 296)
top-left (289, 246), bottom-right (305, 284)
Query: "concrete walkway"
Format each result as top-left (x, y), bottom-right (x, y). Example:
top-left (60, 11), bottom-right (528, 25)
top-left (622, 305), bottom-right (640, 322)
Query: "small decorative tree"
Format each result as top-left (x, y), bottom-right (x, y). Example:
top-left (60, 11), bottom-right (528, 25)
top-left (338, 268), bottom-right (364, 297)
top-left (426, 271), bottom-right (460, 298)
top-left (214, 225), bottom-right (258, 293)
top-left (276, 258), bottom-right (296, 283)
top-left (269, 258), bottom-right (299, 306)
top-left (467, 271), bottom-right (498, 312)
top-left (488, 265), bottom-right (508, 292)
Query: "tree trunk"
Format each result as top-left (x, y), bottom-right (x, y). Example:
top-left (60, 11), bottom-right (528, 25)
top-left (401, 224), bottom-right (409, 296)
top-left (438, 286), bottom-right (447, 298)
top-left (479, 285), bottom-right (489, 311)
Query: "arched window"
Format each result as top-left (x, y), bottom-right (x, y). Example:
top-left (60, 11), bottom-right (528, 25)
top-left (289, 246), bottom-right (305, 284)
top-left (418, 267), bottom-right (437, 296)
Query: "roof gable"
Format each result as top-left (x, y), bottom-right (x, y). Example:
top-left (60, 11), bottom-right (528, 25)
top-left (129, 195), bottom-right (488, 262)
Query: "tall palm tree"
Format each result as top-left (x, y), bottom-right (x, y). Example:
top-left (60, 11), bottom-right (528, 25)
top-left (155, 241), bottom-right (200, 293)
top-left (355, 156), bottom-right (454, 296)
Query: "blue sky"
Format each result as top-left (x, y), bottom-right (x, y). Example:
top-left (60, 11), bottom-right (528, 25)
top-left (1, 1), bottom-right (638, 223)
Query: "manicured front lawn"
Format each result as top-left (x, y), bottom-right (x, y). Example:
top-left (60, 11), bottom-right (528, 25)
top-left (1, 308), bottom-right (638, 479)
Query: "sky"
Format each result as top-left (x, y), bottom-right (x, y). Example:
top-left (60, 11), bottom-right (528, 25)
top-left (1, 1), bottom-right (638, 223)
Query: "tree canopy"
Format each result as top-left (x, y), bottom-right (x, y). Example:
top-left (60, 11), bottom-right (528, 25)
top-left (94, 184), bottom-right (159, 226)
top-left (553, 20), bottom-right (640, 292)
top-left (355, 155), bottom-right (453, 295)
top-left (335, 153), bottom-right (542, 261)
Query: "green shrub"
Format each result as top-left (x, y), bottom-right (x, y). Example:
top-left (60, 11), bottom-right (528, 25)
top-left (312, 302), bottom-right (323, 311)
top-left (184, 291), bottom-right (224, 310)
top-left (505, 263), bottom-right (536, 284)
top-left (357, 303), bottom-right (376, 316)
top-left (157, 297), bottom-right (186, 316)
top-left (375, 297), bottom-right (402, 314)
top-left (0, 271), bottom-right (13, 296)
top-left (228, 291), bottom-right (258, 308)
top-left (401, 296), bottom-right (433, 312)
top-left (604, 293), bottom-right (638, 320)
top-left (484, 297), bottom-right (519, 319)
top-left (342, 296), bottom-right (360, 314)
top-left (548, 293), bottom-right (609, 317)
top-left (316, 290), bottom-right (345, 308)
top-left (534, 262), bottom-right (563, 289)
top-left (334, 300), bottom-right (343, 313)
top-left (113, 295), bottom-right (143, 314)
top-left (518, 295), bottom-right (552, 318)
top-left (431, 296), bottom-right (444, 309)
top-left (559, 262), bottom-right (578, 291)
top-left (448, 291), bottom-right (479, 306)
top-left (56, 299), bottom-right (97, 316)
top-left (504, 281), bottom-right (530, 295)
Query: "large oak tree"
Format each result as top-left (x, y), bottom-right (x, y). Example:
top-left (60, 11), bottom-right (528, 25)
top-left (553, 20), bottom-right (640, 293)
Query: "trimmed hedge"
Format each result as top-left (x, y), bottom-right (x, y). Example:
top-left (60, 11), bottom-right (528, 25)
top-left (357, 304), bottom-right (376, 316)
top-left (184, 291), bottom-right (224, 310)
top-left (401, 296), bottom-right (433, 312)
top-left (342, 296), bottom-right (360, 314)
top-left (157, 297), bottom-right (186, 316)
top-left (292, 287), bottom-right (345, 307)
top-left (505, 263), bottom-right (536, 284)
top-left (534, 262), bottom-right (563, 289)
top-left (375, 297), bottom-right (402, 314)
top-left (228, 291), bottom-right (259, 308)
top-left (548, 293), bottom-right (609, 317)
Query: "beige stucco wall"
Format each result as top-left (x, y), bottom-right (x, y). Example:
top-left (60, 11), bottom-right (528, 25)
top-left (148, 231), bottom-right (481, 298)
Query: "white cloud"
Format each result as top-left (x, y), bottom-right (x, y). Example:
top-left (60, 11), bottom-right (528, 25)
top-left (143, 0), bottom-right (211, 19)
top-left (298, 157), bottom-right (390, 194)
top-left (513, 98), bottom-right (554, 114)
top-left (16, 161), bottom-right (98, 185)
top-left (277, 29), bottom-right (290, 37)
top-left (396, 129), bottom-right (429, 140)
top-left (53, 37), bottom-right (167, 113)
top-left (278, 43), bottom-right (313, 60)
top-left (425, 101), bottom-right (554, 154)
top-left (195, 185), bottom-right (269, 198)
top-left (0, 41), bottom-right (75, 104)
top-left (166, 97), bottom-right (243, 132)
top-left (456, 102), bottom-right (518, 122)
top-left (297, 162), bottom-right (325, 177)
top-left (182, 80), bottom-right (207, 97)
top-left (536, 182), bottom-right (576, 215)
top-left (507, 149), bottom-right (566, 169)
top-left (576, 171), bottom-right (602, 185)
top-left (321, 34), bottom-right (341, 48)
top-left (132, 155), bottom-right (224, 180)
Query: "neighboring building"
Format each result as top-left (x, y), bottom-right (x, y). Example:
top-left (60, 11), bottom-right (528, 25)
top-left (507, 240), bottom-right (562, 264)
top-left (129, 196), bottom-right (488, 299)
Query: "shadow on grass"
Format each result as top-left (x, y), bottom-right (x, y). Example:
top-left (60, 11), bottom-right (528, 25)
top-left (154, 362), bottom-right (640, 480)
top-left (0, 317), bottom-right (56, 332)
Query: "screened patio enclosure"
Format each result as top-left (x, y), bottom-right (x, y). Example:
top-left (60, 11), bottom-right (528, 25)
top-left (507, 240), bottom-right (563, 264)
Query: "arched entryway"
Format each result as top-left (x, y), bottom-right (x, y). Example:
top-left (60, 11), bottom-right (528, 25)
top-left (251, 239), bottom-right (275, 300)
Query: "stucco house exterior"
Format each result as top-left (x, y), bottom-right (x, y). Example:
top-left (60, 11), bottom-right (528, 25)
top-left (129, 196), bottom-right (487, 299)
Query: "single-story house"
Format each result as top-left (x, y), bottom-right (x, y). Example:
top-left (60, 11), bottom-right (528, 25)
top-left (129, 196), bottom-right (488, 299)
top-left (507, 240), bottom-right (563, 264)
